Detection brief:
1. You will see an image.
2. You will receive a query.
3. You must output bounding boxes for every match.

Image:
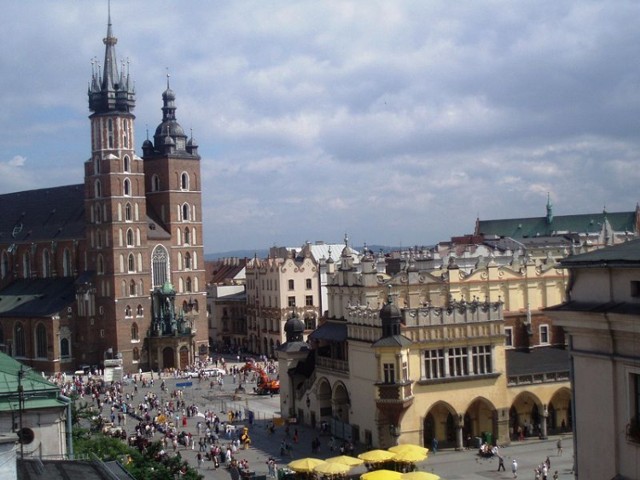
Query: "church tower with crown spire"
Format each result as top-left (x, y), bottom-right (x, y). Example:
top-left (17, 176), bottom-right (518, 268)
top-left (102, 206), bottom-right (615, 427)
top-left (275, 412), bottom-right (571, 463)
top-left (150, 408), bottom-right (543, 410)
top-left (84, 6), bottom-right (150, 366)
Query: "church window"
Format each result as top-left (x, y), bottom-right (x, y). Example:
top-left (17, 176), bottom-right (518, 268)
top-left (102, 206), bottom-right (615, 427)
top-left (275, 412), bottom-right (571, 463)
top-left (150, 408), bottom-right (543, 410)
top-left (128, 254), bottom-right (135, 272)
top-left (107, 118), bottom-right (114, 148)
top-left (182, 203), bottom-right (190, 221)
top-left (123, 155), bottom-right (130, 172)
top-left (125, 305), bottom-right (132, 317)
top-left (94, 179), bottom-right (102, 198)
top-left (186, 277), bottom-right (192, 292)
top-left (136, 304), bottom-right (143, 316)
top-left (192, 252), bottom-right (198, 270)
top-left (126, 229), bottom-right (134, 247)
top-left (63, 249), bottom-right (72, 276)
top-left (42, 249), bottom-right (51, 277)
top-left (96, 230), bottom-right (103, 248)
top-left (36, 324), bottom-right (47, 358)
top-left (152, 174), bottom-right (160, 192)
top-left (151, 245), bottom-right (169, 287)
top-left (184, 252), bottom-right (191, 270)
top-left (181, 172), bottom-right (189, 190)
top-left (60, 338), bottom-right (70, 358)
top-left (1, 251), bottom-right (9, 279)
top-left (184, 228), bottom-right (191, 245)
top-left (132, 347), bottom-right (140, 362)
top-left (14, 323), bottom-right (26, 357)
top-left (94, 156), bottom-right (100, 174)
top-left (22, 252), bottom-right (31, 279)
top-left (131, 323), bottom-right (139, 341)
top-left (129, 280), bottom-right (136, 296)
top-left (194, 277), bottom-right (199, 292)
top-left (97, 254), bottom-right (104, 274)
top-left (137, 253), bottom-right (142, 271)
top-left (123, 178), bottom-right (131, 196)
top-left (125, 203), bottom-right (132, 221)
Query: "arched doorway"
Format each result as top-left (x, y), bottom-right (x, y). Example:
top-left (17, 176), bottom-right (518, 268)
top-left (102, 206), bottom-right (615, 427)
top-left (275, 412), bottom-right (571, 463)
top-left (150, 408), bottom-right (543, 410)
top-left (549, 388), bottom-right (572, 433)
top-left (162, 347), bottom-right (174, 369)
top-left (179, 346), bottom-right (189, 369)
top-left (424, 402), bottom-right (457, 449)
top-left (510, 392), bottom-right (542, 439)
top-left (465, 398), bottom-right (497, 446)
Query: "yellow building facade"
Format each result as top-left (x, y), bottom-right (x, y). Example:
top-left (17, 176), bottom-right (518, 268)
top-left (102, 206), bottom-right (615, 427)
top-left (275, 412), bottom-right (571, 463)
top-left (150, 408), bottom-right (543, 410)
top-left (280, 243), bottom-right (572, 449)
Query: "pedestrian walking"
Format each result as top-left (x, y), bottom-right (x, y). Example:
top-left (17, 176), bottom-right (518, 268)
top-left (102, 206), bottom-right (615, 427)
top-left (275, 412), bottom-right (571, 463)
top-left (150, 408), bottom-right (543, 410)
top-left (512, 459), bottom-right (518, 478)
top-left (556, 437), bottom-right (563, 456)
top-left (497, 455), bottom-right (505, 471)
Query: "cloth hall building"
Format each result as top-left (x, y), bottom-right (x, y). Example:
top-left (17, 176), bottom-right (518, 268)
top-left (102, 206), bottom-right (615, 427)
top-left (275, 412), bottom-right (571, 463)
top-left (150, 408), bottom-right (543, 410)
top-left (0, 15), bottom-right (208, 374)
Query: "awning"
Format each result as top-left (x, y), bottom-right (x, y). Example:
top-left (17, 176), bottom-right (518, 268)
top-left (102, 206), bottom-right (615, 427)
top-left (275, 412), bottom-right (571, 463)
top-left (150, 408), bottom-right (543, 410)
top-left (309, 322), bottom-right (347, 342)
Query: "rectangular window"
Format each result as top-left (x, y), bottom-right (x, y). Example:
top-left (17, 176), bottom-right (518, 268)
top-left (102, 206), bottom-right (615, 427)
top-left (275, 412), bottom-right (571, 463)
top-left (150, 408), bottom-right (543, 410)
top-left (383, 363), bottom-right (395, 383)
top-left (424, 349), bottom-right (445, 379)
top-left (288, 296), bottom-right (296, 307)
top-left (305, 295), bottom-right (313, 306)
top-left (402, 362), bottom-right (408, 381)
top-left (288, 279), bottom-right (294, 290)
top-left (505, 327), bottom-right (513, 347)
top-left (471, 345), bottom-right (492, 375)
top-left (448, 347), bottom-right (468, 377)
top-left (540, 324), bottom-right (550, 344)
top-left (306, 279), bottom-right (312, 290)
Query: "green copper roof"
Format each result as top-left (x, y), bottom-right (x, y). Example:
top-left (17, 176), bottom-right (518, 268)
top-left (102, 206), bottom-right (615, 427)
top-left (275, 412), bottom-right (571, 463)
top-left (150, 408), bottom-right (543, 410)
top-left (476, 211), bottom-right (637, 239)
top-left (0, 352), bottom-right (63, 412)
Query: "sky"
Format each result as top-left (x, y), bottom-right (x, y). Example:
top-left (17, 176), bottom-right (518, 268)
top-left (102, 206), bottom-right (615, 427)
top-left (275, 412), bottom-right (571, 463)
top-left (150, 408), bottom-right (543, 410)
top-left (1, 1), bottom-right (640, 254)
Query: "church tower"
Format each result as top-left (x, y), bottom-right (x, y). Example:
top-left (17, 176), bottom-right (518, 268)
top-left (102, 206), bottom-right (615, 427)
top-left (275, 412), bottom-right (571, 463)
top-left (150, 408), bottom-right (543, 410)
top-left (84, 8), bottom-right (149, 365)
top-left (142, 78), bottom-right (208, 368)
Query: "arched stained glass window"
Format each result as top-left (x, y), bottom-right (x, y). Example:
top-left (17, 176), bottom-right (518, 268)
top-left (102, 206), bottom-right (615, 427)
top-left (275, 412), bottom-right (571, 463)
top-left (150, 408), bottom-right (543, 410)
top-left (152, 245), bottom-right (169, 287)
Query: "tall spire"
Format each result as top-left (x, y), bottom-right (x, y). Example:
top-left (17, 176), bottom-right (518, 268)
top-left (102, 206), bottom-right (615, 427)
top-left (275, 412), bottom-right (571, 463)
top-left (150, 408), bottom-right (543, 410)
top-left (89, 2), bottom-right (135, 114)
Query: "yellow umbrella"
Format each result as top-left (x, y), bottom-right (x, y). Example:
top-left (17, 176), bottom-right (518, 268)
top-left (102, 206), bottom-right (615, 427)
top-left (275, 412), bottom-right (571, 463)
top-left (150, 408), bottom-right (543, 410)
top-left (361, 469), bottom-right (403, 480)
top-left (358, 449), bottom-right (397, 463)
top-left (401, 472), bottom-right (441, 480)
top-left (326, 455), bottom-right (365, 467)
top-left (314, 462), bottom-right (352, 475)
top-left (389, 444), bottom-right (429, 456)
top-left (392, 449), bottom-right (428, 463)
top-left (288, 457), bottom-right (326, 472)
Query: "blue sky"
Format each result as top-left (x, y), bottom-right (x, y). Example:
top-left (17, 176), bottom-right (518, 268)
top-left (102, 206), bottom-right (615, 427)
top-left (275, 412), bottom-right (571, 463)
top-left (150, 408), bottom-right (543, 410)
top-left (1, 1), bottom-right (640, 253)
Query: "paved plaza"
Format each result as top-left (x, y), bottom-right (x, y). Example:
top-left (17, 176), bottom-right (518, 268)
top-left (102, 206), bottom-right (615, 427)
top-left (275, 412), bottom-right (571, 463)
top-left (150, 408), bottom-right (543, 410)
top-left (110, 361), bottom-right (574, 480)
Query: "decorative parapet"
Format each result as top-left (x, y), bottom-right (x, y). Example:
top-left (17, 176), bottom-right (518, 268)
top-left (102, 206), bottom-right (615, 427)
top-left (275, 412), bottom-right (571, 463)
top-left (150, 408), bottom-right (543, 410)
top-left (403, 300), bottom-right (503, 327)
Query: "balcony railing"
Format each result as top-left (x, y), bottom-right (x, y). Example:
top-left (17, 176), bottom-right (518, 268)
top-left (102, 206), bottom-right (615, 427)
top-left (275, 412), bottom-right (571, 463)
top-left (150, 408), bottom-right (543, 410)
top-left (507, 371), bottom-right (570, 386)
top-left (316, 356), bottom-right (349, 373)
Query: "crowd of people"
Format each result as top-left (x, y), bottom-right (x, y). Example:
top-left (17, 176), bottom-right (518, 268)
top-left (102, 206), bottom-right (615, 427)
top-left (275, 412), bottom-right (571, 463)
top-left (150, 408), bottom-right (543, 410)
top-left (45, 356), bottom-right (279, 475)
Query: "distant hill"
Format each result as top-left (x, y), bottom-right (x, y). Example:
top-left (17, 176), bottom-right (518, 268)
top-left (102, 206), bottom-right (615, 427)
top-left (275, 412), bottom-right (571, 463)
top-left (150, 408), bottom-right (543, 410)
top-left (204, 245), bottom-right (401, 261)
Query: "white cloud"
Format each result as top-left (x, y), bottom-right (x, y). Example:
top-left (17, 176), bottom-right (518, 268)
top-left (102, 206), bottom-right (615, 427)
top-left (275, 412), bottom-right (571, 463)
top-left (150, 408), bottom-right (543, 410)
top-left (1, 1), bottom-right (640, 251)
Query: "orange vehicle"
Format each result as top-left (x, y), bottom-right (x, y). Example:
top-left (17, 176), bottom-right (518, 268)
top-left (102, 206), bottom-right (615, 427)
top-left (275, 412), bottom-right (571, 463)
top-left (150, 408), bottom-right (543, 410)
top-left (254, 367), bottom-right (280, 395)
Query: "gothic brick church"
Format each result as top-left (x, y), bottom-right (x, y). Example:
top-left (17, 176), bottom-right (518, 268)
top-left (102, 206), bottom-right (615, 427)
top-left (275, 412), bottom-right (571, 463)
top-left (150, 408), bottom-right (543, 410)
top-left (0, 13), bottom-right (208, 374)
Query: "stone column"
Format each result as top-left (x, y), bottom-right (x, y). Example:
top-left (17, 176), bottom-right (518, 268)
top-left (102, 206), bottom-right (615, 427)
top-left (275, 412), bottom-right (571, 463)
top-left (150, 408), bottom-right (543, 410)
top-left (541, 405), bottom-right (548, 440)
top-left (456, 415), bottom-right (465, 450)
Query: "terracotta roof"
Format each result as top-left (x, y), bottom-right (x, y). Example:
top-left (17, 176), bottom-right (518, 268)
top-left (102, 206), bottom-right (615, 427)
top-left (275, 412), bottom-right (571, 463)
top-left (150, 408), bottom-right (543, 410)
top-left (206, 258), bottom-right (247, 284)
